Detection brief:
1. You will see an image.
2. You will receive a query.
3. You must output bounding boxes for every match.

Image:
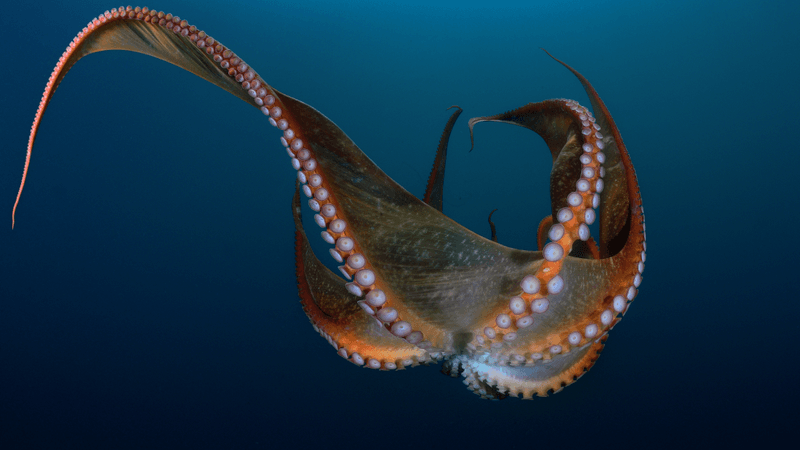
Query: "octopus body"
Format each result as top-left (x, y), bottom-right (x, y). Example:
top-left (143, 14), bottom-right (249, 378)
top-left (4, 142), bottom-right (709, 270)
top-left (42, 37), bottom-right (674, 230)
top-left (14, 7), bottom-right (646, 400)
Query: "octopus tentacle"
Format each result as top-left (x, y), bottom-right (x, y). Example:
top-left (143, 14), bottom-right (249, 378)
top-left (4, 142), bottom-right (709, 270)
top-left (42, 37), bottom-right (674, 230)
top-left (542, 50), bottom-right (644, 259)
top-left (10, 6), bottom-right (435, 354)
top-left (488, 209), bottom-right (498, 243)
top-left (15, 6), bottom-right (532, 357)
top-left (545, 50), bottom-right (646, 332)
top-left (424, 105), bottom-right (462, 212)
top-left (458, 57), bottom-right (645, 396)
top-left (13, 7), bottom-right (265, 228)
top-left (458, 337), bottom-right (606, 399)
top-left (293, 186), bottom-right (429, 369)
top-left (468, 99), bottom-right (606, 349)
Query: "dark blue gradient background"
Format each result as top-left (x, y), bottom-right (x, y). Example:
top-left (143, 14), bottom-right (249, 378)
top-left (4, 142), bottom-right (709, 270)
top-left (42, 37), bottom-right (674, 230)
top-left (2, 1), bottom-right (797, 448)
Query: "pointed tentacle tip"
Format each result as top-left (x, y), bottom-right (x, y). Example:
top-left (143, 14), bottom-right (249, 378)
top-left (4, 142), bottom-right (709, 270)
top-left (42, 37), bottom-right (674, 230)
top-left (468, 118), bottom-right (478, 152)
top-left (466, 116), bottom-right (491, 153)
top-left (487, 208), bottom-right (498, 242)
top-left (540, 48), bottom-right (570, 69)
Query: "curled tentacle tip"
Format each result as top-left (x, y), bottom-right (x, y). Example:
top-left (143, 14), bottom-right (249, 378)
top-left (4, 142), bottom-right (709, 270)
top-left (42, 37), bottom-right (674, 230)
top-left (467, 119), bottom-right (477, 152)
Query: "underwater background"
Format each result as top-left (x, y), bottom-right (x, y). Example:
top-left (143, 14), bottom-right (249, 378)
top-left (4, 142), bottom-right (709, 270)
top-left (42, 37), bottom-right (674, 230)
top-left (2, 0), bottom-right (798, 448)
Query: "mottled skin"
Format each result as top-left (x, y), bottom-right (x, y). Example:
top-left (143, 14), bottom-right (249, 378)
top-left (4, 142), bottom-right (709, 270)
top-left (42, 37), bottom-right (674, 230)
top-left (15, 7), bottom-right (645, 400)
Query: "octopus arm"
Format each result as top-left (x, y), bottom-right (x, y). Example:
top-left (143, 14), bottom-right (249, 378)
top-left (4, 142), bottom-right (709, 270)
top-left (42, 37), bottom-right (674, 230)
top-left (423, 106), bottom-right (463, 212)
top-left (293, 187), bottom-right (429, 370)
top-left (469, 51), bottom-right (644, 260)
top-left (543, 50), bottom-right (644, 258)
top-left (14, 11), bottom-right (258, 227)
top-left (457, 337), bottom-right (606, 399)
top-left (13, 7), bottom-right (546, 358)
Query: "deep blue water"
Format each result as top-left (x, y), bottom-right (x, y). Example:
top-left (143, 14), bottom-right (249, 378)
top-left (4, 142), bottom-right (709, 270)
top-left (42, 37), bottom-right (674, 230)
top-left (2, 0), bottom-right (797, 448)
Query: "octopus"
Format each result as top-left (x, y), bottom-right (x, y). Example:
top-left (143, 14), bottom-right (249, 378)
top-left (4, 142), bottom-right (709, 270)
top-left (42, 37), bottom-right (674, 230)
top-left (13, 6), bottom-right (646, 400)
